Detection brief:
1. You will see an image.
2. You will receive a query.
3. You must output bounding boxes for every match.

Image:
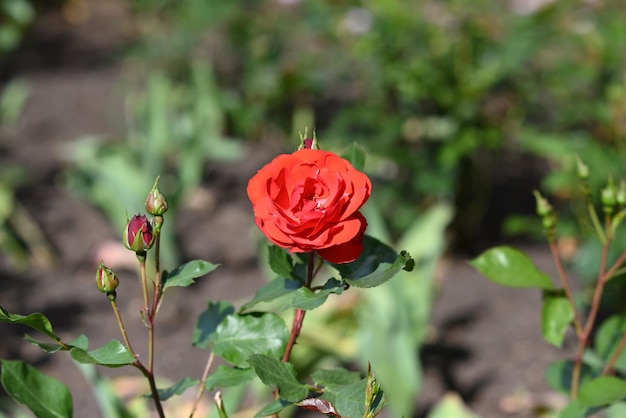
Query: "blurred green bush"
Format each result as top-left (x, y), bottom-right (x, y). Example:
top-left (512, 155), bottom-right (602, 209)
top-left (124, 0), bottom-right (626, 246)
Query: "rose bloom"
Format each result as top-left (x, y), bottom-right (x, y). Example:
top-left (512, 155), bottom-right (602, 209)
top-left (247, 149), bottom-right (371, 263)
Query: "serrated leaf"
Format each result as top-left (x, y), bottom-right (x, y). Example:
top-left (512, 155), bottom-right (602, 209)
top-left (0, 306), bottom-right (59, 341)
top-left (283, 278), bottom-right (344, 310)
top-left (69, 340), bottom-right (136, 367)
top-left (254, 399), bottom-right (293, 417)
top-left (248, 354), bottom-right (309, 402)
top-left (1, 360), bottom-right (73, 418)
top-left (596, 315), bottom-right (626, 373)
top-left (156, 377), bottom-right (198, 401)
top-left (579, 376), bottom-right (626, 407)
top-left (240, 277), bottom-right (302, 312)
top-left (268, 245), bottom-right (303, 281)
top-left (312, 368), bottom-right (362, 386)
top-left (542, 291), bottom-right (574, 347)
top-left (341, 143), bottom-right (366, 172)
top-left (162, 260), bottom-right (218, 291)
top-left (204, 366), bottom-right (256, 391)
top-left (469, 246), bottom-right (555, 289)
top-left (193, 301), bottom-right (234, 349)
top-left (212, 313), bottom-right (288, 368)
top-left (320, 378), bottom-right (367, 418)
top-left (332, 235), bottom-right (413, 288)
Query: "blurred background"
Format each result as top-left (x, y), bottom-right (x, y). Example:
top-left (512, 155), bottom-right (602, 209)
top-left (1, 0), bottom-right (626, 417)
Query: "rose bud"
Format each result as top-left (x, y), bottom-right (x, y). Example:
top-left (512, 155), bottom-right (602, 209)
top-left (247, 148), bottom-right (371, 264)
top-left (95, 261), bottom-right (119, 294)
top-left (145, 177), bottom-right (168, 216)
top-left (122, 214), bottom-right (154, 253)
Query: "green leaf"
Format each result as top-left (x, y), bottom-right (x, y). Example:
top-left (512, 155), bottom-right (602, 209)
top-left (283, 278), bottom-right (345, 310)
top-left (579, 376), bottom-right (626, 407)
top-left (596, 315), bottom-right (626, 373)
top-left (212, 313), bottom-right (289, 368)
top-left (542, 291), bottom-right (574, 347)
top-left (156, 377), bottom-right (199, 401)
top-left (254, 399), bottom-right (293, 417)
top-left (558, 400), bottom-right (588, 418)
top-left (320, 377), bottom-right (367, 418)
top-left (469, 246), bottom-right (555, 289)
top-left (193, 301), bottom-right (234, 349)
top-left (248, 354), bottom-right (309, 402)
top-left (332, 235), bottom-right (414, 288)
top-left (312, 368), bottom-right (362, 387)
top-left (240, 277), bottom-right (302, 312)
top-left (69, 340), bottom-right (136, 367)
top-left (546, 360), bottom-right (594, 394)
top-left (267, 245), bottom-right (303, 281)
top-left (341, 143), bottom-right (366, 172)
top-left (1, 360), bottom-right (73, 418)
top-left (204, 366), bottom-right (256, 391)
top-left (68, 335), bottom-right (89, 351)
top-left (162, 260), bottom-right (218, 291)
top-left (0, 306), bottom-right (59, 341)
top-left (24, 335), bottom-right (65, 353)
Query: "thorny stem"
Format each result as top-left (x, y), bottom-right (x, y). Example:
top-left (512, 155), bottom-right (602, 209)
top-left (548, 240), bottom-right (583, 337)
top-left (152, 218), bottom-right (164, 321)
top-left (189, 352), bottom-right (215, 418)
top-left (282, 252), bottom-right (316, 363)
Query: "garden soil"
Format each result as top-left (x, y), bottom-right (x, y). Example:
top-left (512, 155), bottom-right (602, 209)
top-left (0, 2), bottom-right (575, 417)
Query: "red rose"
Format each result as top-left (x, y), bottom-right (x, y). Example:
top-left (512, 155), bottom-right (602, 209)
top-left (247, 149), bottom-right (371, 263)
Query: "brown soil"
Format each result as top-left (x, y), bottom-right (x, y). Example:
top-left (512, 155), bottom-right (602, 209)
top-left (0, 2), bottom-right (575, 418)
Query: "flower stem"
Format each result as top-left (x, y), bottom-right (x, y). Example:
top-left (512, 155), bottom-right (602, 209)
top-left (571, 216), bottom-right (611, 399)
top-left (548, 240), bottom-right (583, 337)
top-left (282, 253), bottom-right (316, 363)
top-left (189, 352), bottom-right (215, 418)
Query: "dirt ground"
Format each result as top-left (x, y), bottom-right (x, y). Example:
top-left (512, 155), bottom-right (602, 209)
top-left (0, 2), bottom-right (576, 418)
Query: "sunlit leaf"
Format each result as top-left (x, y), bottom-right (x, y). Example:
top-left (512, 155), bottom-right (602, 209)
top-left (542, 290), bottom-right (574, 347)
top-left (470, 246), bottom-right (555, 289)
top-left (248, 354), bottom-right (309, 402)
top-left (69, 340), bottom-right (135, 367)
top-left (162, 259), bottom-right (218, 291)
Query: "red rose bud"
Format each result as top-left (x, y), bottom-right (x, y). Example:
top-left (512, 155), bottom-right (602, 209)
top-left (123, 214), bottom-right (154, 252)
top-left (96, 261), bottom-right (119, 294)
top-left (247, 148), bottom-right (371, 263)
top-left (145, 177), bottom-right (168, 216)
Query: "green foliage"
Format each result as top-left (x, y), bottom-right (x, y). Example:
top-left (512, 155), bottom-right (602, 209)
top-left (0, 0), bottom-right (35, 53)
top-left (1, 360), bottom-right (72, 418)
top-left (578, 376), bottom-right (626, 407)
top-left (470, 246), bottom-right (555, 289)
top-left (248, 354), bottom-right (309, 403)
top-left (161, 259), bottom-right (219, 291)
top-left (69, 340), bottom-right (136, 368)
top-left (155, 377), bottom-right (199, 401)
top-left (204, 366), bottom-right (256, 391)
top-left (541, 291), bottom-right (574, 347)
top-left (426, 393), bottom-right (480, 418)
top-left (211, 313), bottom-right (289, 368)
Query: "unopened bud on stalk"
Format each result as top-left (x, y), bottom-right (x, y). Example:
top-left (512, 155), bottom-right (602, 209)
top-left (533, 190), bottom-right (557, 239)
top-left (123, 214), bottom-right (154, 253)
top-left (297, 128), bottom-right (319, 150)
top-left (96, 261), bottom-right (119, 294)
top-left (601, 177), bottom-right (618, 215)
top-left (145, 177), bottom-right (168, 216)
top-left (575, 155), bottom-right (589, 181)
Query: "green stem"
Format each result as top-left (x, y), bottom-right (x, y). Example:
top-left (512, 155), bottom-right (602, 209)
top-left (109, 295), bottom-right (137, 359)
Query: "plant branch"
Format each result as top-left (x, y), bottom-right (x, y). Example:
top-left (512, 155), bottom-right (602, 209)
top-left (548, 240), bottom-right (583, 337)
top-left (189, 352), bottom-right (215, 418)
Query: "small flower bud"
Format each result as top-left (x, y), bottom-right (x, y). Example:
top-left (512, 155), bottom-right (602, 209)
top-left (96, 261), bottom-right (119, 294)
top-left (145, 177), bottom-right (168, 216)
top-left (533, 190), bottom-right (557, 240)
top-left (297, 128), bottom-right (319, 150)
top-left (575, 155), bottom-right (589, 181)
top-left (601, 177), bottom-right (617, 215)
top-left (123, 214), bottom-right (154, 253)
